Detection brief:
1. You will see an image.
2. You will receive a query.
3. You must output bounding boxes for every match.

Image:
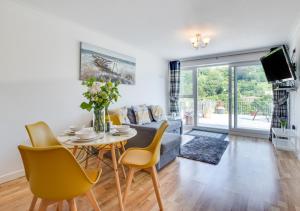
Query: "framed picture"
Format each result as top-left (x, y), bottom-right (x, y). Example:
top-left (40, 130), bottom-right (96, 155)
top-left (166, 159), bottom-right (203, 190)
top-left (80, 42), bottom-right (136, 84)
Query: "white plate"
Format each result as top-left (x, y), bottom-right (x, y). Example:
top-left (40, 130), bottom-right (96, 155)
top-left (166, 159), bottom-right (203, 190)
top-left (75, 133), bottom-right (98, 141)
top-left (64, 130), bottom-right (76, 135)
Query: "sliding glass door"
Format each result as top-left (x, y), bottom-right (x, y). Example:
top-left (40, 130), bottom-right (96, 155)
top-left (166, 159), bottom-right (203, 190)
top-left (232, 64), bottom-right (272, 131)
top-left (179, 69), bottom-right (194, 127)
top-left (197, 65), bottom-right (229, 130)
top-left (179, 62), bottom-right (272, 135)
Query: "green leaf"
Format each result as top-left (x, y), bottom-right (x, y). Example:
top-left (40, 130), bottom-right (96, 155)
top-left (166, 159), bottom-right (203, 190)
top-left (80, 102), bottom-right (93, 111)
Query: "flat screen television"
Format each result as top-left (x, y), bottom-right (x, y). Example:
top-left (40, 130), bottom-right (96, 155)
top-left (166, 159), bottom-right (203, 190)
top-left (260, 46), bottom-right (296, 83)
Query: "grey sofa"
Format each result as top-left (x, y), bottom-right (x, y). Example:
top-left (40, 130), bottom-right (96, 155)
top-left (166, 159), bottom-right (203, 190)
top-left (124, 107), bottom-right (182, 170)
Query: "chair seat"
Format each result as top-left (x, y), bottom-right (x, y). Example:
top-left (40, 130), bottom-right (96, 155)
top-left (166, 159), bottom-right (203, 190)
top-left (121, 149), bottom-right (153, 168)
top-left (84, 169), bottom-right (101, 183)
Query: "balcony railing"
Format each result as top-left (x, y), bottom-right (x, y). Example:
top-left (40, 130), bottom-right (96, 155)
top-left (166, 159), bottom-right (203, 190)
top-left (179, 99), bottom-right (273, 126)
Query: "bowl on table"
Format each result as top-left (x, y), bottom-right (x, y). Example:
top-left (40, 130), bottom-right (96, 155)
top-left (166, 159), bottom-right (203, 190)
top-left (114, 125), bottom-right (130, 133)
top-left (75, 129), bottom-right (96, 140)
top-left (69, 125), bottom-right (82, 132)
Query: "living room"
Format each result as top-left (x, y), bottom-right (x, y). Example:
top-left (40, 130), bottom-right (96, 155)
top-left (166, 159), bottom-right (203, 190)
top-left (1, 0), bottom-right (300, 210)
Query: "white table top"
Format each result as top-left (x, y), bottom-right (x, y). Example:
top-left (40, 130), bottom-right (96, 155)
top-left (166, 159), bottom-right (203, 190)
top-left (272, 128), bottom-right (297, 138)
top-left (58, 128), bottom-right (137, 146)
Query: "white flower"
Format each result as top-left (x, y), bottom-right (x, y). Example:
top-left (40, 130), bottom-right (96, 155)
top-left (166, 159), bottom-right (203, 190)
top-left (94, 82), bottom-right (104, 87)
top-left (89, 82), bottom-right (104, 94)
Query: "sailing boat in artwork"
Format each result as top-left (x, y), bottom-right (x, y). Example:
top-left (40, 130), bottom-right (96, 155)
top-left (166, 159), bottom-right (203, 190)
top-left (80, 42), bottom-right (136, 85)
top-left (93, 55), bottom-right (121, 77)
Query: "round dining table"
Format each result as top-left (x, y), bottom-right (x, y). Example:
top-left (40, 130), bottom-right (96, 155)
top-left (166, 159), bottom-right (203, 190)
top-left (58, 128), bottom-right (137, 211)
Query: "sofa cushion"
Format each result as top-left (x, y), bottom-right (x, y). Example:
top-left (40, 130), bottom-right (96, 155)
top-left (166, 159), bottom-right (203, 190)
top-left (161, 133), bottom-right (181, 154)
top-left (132, 104), bottom-right (151, 125)
top-left (147, 106), bottom-right (155, 122)
top-left (127, 108), bottom-right (136, 124)
top-left (149, 105), bottom-right (167, 122)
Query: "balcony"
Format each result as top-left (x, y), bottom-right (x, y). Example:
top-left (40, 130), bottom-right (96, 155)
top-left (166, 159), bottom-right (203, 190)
top-left (179, 99), bottom-right (272, 131)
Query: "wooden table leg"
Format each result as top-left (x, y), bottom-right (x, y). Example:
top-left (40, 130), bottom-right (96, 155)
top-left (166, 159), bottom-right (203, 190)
top-left (111, 144), bottom-right (125, 211)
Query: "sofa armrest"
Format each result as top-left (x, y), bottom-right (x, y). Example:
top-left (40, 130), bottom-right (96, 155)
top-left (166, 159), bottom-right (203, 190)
top-left (124, 124), bottom-right (157, 148)
top-left (166, 119), bottom-right (183, 135)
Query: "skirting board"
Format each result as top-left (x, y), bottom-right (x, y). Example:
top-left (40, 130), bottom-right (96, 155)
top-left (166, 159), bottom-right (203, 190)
top-left (0, 169), bottom-right (24, 184)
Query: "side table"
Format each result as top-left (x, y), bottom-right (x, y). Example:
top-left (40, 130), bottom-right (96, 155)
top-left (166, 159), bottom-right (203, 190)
top-left (272, 128), bottom-right (298, 154)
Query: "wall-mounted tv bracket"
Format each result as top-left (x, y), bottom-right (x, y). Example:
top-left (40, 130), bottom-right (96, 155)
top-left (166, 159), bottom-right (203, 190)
top-left (291, 48), bottom-right (296, 71)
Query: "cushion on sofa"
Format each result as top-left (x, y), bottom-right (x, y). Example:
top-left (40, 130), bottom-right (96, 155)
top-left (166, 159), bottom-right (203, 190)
top-left (149, 105), bottom-right (166, 122)
top-left (132, 104), bottom-right (151, 125)
top-left (127, 108), bottom-right (137, 124)
top-left (147, 106), bottom-right (155, 122)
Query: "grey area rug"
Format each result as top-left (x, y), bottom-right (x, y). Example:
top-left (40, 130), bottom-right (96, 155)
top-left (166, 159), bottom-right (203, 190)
top-left (180, 136), bottom-right (229, 165)
top-left (185, 129), bottom-right (227, 140)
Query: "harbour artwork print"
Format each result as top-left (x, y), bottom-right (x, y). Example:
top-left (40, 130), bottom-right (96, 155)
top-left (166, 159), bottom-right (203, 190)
top-left (80, 42), bottom-right (136, 84)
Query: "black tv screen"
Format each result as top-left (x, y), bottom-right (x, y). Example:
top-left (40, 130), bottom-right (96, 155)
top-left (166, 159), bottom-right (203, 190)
top-left (260, 46), bottom-right (295, 83)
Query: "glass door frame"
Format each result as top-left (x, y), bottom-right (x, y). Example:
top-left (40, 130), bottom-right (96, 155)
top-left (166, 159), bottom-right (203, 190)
top-left (178, 68), bottom-right (197, 127)
top-left (181, 65), bottom-right (230, 133)
top-left (180, 61), bottom-right (271, 138)
top-left (229, 61), bottom-right (271, 137)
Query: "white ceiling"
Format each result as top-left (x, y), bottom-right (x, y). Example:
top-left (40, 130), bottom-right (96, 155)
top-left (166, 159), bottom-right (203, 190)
top-left (13, 0), bottom-right (300, 59)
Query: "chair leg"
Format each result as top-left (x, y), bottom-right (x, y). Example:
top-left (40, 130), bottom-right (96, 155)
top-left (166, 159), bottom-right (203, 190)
top-left (117, 148), bottom-right (127, 179)
top-left (121, 142), bottom-right (126, 154)
top-left (29, 195), bottom-right (38, 211)
top-left (150, 166), bottom-right (164, 211)
top-left (85, 189), bottom-right (101, 211)
top-left (56, 201), bottom-right (63, 211)
top-left (67, 198), bottom-right (77, 211)
top-left (38, 199), bottom-right (51, 211)
top-left (85, 147), bottom-right (90, 168)
top-left (72, 146), bottom-right (78, 155)
top-left (96, 150), bottom-right (105, 169)
top-left (123, 167), bottom-right (135, 204)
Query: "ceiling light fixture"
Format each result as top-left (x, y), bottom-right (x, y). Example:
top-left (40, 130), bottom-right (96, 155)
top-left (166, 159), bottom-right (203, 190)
top-left (191, 33), bottom-right (210, 49)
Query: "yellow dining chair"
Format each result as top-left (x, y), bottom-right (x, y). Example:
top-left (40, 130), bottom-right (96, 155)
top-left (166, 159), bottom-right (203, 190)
top-left (109, 113), bottom-right (122, 125)
top-left (25, 121), bottom-right (61, 147)
top-left (25, 121), bottom-right (64, 210)
top-left (119, 120), bottom-right (168, 211)
top-left (18, 145), bottom-right (101, 211)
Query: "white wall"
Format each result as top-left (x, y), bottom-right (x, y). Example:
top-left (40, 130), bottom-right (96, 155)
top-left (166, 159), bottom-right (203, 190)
top-left (0, 0), bottom-right (167, 183)
top-left (289, 24), bottom-right (300, 134)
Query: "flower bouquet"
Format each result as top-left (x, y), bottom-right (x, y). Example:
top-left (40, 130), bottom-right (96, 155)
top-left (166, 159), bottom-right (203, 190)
top-left (80, 78), bottom-right (120, 134)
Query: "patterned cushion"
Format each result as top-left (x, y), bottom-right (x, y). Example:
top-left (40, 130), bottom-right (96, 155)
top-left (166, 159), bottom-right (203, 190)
top-left (108, 107), bottom-right (130, 124)
top-left (132, 104), bottom-right (151, 125)
top-left (147, 106), bottom-right (155, 122)
top-left (127, 108), bottom-right (137, 124)
top-left (149, 105), bottom-right (166, 122)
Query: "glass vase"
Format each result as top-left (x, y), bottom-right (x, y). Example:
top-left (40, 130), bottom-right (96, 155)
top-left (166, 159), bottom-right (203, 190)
top-left (93, 109), bottom-right (105, 135)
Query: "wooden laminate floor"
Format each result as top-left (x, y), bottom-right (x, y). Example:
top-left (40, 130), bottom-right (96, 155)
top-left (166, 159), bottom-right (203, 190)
top-left (1, 135), bottom-right (300, 211)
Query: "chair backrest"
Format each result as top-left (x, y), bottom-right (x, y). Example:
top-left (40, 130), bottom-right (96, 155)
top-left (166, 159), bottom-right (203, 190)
top-left (18, 145), bottom-right (96, 200)
top-left (109, 114), bottom-right (122, 125)
top-left (25, 121), bottom-right (61, 147)
top-left (146, 120), bottom-right (169, 166)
